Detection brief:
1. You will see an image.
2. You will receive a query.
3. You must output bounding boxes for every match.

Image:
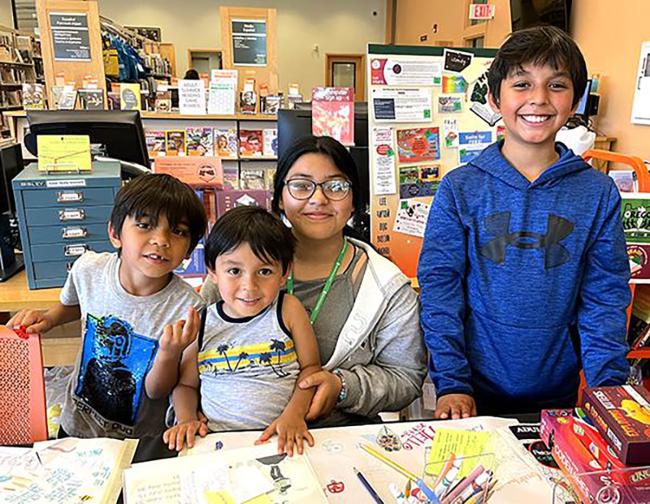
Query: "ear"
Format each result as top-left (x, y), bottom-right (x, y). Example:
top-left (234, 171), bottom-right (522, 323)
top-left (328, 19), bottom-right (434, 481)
top-left (108, 222), bottom-right (122, 249)
top-left (487, 90), bottom-right (500, 113)
top-left (206, 267), bottom-right (219, 285)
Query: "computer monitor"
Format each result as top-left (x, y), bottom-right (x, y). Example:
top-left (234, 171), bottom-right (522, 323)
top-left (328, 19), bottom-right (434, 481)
top-left (277, 104), bottom-right (369, 210)
top-left (24, 110), bottom-right (150, 171)
top-left (0, 143), bottom-right (23, 216)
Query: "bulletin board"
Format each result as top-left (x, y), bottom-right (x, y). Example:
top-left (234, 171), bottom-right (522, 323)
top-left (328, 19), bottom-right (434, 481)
top-left (367, 44), bottom-right (502, 278)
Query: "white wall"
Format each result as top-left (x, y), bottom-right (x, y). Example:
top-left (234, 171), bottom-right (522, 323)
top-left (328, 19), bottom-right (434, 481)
top-left (98, 0), bottom-right (385, 95)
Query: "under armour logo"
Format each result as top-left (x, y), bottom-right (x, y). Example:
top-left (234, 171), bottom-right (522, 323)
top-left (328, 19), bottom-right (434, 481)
top-left (480, 212), bottom-right (574, 269)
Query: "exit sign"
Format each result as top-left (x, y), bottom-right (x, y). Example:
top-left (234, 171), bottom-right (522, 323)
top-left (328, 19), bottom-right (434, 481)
top-left (469, 3), bottom-right (495, 19)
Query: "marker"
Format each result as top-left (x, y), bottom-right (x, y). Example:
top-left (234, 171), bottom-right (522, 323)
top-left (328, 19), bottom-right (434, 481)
top-left (442, 465), bottom-right (486, 503)
top-left (354, 467), bottom-right (385, 504)
top-left (434, 459), bottom-right (462, 498)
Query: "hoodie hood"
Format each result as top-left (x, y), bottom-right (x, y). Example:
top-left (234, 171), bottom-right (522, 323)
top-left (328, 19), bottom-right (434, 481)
top-left (468, 141), bottom-right (592, 190)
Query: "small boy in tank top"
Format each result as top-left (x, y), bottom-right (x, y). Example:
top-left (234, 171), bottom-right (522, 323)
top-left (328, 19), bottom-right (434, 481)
top-left (158, 206), bottom-right (321, 454)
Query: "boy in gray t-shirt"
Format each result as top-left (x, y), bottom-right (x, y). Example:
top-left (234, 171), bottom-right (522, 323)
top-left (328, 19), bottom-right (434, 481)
top-left (9, 174), bottom-right (207, 439)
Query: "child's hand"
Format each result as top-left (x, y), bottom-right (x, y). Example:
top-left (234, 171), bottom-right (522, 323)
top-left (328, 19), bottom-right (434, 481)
top-left (162, 419), bottom-right (208, 451)
top-left (159, 307), bottom-right (200, 357)
top-left (434, 393), bottom-right (477, 420)
top-left (255, 412), bottom-right (315, 456)
top-left (7, 309), bottom-right (53, 334)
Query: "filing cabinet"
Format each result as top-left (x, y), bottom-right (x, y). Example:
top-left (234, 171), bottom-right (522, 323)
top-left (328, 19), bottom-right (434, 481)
top-left (12, 161), bottom-right (121, 289)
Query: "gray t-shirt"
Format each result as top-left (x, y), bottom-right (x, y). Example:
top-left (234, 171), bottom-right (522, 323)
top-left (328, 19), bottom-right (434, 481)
top-left (59, 251), bottom-right (205, 439)
top-left (199, 292), bottom-right (300, 431)
top-left (292, 246), bottom-right (366, 363)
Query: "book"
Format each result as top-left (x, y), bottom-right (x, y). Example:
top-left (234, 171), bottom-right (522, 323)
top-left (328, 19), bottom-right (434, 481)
top-left (582, 385), bottom-right (650, 465)
top-left (311, 87), bottom-right (354, 146)
top-left (154, 89), bottom-right (172, 112)
top-left (123, 443), bottom-right (327, 504)
top-left (174, 243), bottom-right (206, 277)
top-left (78, 89), bottom-right (105, 110)
top-left (240, 90), bottom-right (257, 114)
top-left (239, 129), bottom-right (264, 157)
top-left (145, 129), bottom-right (166, 158)
top-left (214, 128), bottom-right (238, 158)
top-left (263, 128), bottom-right (278, 157)
top-left (216, 189), bottom-right (270, 217)
top-left (186, 127), bottom-right (214, 156)
top-left (262, 94), bottom-right (282, 115)
top-left (222, 163), bottom-right (240, 190)
top-left (120, 82), bottom-right (141, 111)
top-left (154, 157), bottom-right (223, 187)
top-left (0, 437), bottom-right (138, 504)
top-left (22, 83), bottom-right (45, 110)
top-left (287, 94), bottom-right (304, 110)
top-left (165, 130), bottom-right (186, 156)
top-left (240, 166), bottom-right (266, 190)
top-left (57, 86), bottom-right (77, 110)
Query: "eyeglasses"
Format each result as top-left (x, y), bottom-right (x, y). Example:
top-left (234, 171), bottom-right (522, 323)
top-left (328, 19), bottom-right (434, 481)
top-left (284, 178), bottom-right (352, 201)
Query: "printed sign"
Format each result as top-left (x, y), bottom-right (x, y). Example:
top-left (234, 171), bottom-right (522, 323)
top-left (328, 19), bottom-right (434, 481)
top-left (232, 19), bottom-right (267, 66)
top-left (50, 13), bottom-right (91, 61)
top-left (371, 58), bottom-right (442, 86)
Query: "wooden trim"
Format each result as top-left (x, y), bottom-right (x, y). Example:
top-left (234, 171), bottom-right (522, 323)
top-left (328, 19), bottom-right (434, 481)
top-left (325, 53), bottom-right (365, 101)
top-left (385, 0), bottom-right (396, 44)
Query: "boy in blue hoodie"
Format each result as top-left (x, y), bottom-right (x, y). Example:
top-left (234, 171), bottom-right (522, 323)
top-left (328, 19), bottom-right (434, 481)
top-left (418, 26), bottom-right (630, 418)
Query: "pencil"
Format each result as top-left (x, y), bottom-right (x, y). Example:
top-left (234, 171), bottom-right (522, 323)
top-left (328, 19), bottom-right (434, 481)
top-left (353, 467), bottom-right (385, 504)
top-left (405, 479), bottom-right (412, 498)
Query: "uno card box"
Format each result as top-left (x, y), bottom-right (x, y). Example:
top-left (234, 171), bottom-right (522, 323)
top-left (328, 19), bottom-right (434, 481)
top-left (582, 385), bottom-right (650, 465)
top-left (12, 161), bottom-right (120, 289)
top-left (215, 190), bottom-right (270, 217)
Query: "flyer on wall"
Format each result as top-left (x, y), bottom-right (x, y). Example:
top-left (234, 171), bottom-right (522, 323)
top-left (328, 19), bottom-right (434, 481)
top-left (371, 58), bottom-right (442, 86)
top-left (396, 127), bottom-right (440, 163)
top-left (372, 87), bottom-right (432, 123)
top-left (371, 127), bottom-right (397, 195)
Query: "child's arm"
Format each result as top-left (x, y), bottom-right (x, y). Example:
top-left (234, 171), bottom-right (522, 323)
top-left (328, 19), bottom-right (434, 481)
top-left (8, 302), bottom-right (80, 334)
top-left (145, 307), bottom-right (200, 399)
top-left (256, 294), bottom-right (321, 455)
top-left (578, 183), bottom-right (630, 387)
top-left (162, 339), bottom-right (208, 451)
top-left (417, 177), bottom-right (476, 419)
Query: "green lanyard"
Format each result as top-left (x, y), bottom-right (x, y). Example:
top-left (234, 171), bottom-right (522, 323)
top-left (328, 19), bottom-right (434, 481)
top-left (287, 238), bottom-right (348, 325)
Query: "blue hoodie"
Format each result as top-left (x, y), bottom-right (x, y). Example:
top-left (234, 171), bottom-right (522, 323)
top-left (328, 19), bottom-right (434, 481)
top-left (418, 142), bottom-right (630, 406)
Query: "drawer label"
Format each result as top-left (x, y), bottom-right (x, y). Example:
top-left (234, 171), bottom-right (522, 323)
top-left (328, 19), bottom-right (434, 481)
top-left (62, 226), bottom-right (87, 239)
top-left (46, 179), bottom-right (87, 188)
top-left (57, 191), bottom-right (84, 203)
top-left (64, 244), bottom-right (89, 257)
top-left (59, 209), bottom-right (85, 221)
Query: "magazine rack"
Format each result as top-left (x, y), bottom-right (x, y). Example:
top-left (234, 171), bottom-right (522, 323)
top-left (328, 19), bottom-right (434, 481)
top-left (0, 325), bottom-right (48, 444)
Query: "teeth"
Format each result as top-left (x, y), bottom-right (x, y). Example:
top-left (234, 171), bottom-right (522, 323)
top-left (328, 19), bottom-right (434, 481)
top-left (522, 115), bottom-right (550, 123)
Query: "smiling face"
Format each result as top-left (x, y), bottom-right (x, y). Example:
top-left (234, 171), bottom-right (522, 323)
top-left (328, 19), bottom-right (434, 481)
top-left (208, 242), bottom-right (287, 318)
top-left (109, 213), bottom-right (191, 293)
top-left (488, 63), bottom-right (575, 153)
top-left (279, 153), bottom-right (354, 242)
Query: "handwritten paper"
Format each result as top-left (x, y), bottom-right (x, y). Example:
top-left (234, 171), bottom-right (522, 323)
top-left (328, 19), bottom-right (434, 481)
top-left (428, 428), bottom-right (492, 478)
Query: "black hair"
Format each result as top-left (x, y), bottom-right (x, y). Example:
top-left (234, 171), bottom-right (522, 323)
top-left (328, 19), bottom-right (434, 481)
top-left (271, 135), bottom-right (363, 232)
top-left (205, 206), bottom-right (295, 274)
top-left (183, 68), bottom-right (200, 80)
top-left (488, 25), bottom-right (588, 108)
top-left (110, 173), bottom-right (207, 254)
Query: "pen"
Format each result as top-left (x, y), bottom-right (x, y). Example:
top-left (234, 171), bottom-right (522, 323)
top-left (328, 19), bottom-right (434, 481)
top-left (354, 467), bottom-right (385, 504)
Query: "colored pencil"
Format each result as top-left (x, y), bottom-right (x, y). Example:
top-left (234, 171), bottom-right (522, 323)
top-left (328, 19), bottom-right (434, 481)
top-left (353, 467), bottom-right (385, 504)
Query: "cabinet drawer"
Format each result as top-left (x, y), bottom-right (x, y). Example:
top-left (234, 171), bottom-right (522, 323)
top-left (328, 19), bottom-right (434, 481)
top-left (25, 205), bottom-right (113, 226)
top-left (28, 223), bottom-right (109, 245)
top-left (31, 240), bottom-right (113, 262)
top-left (22, 187), bottom-right (116, 208)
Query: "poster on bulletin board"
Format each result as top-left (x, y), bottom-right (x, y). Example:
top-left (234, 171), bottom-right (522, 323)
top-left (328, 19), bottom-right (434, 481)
top-left (367, 44), bottom-right (502, 278)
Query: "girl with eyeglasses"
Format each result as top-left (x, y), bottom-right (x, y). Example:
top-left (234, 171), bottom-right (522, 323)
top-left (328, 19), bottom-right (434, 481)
top-left (203, 135), bottom-right (426, 427)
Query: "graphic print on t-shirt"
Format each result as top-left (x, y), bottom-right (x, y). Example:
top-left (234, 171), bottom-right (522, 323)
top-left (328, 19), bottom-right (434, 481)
top-left (198, 338), bottom-right (297, 378)
top-left (75, 314), bottom-right (158, 426)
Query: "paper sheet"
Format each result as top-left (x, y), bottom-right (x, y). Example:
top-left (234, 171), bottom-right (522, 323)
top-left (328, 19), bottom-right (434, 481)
top-left (427, 429), bottom-right (492, 478)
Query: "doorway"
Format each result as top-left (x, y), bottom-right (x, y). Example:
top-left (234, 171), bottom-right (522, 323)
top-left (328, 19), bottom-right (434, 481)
top-left (325, 54), bottom-right (365, 101)
top-left (187, 49), bottom-right (223, 75)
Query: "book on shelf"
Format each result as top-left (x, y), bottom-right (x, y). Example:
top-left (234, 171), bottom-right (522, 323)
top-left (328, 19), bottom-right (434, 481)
top-left (262, 94), bottom-right (282, 115)
top-left (287, 94), bottom-right (303, 110)
top-left (57, 86), bottom-right (77, 110)
top-left (186, 127), bottom-right (214, 156)
top-left (154, 89), bottom-right (172, 113)
top-left (240, 77), bottom-right (257, 114)
top-left (582, 385), bottom-right (650, 465)
top-left (263, 128), bottom-right (278, 157)
top-left (239, 129), bottom-right (264, 157)
top-left (22, 82), bottom-right (45, 110)
top-left (165, 130), bottom-right (186, 156)
top-left (78, 89), bottom-right (105, 110)
top-left (119, 82), bottom-right (141, 111)
top-left (214, 128), bottom-right (238, 159)
top-left (222, 164), bottom-right (240, 190)
top-left (311, 86), bottom-right (354, 146)
top-left (145, 129), bottom-right (166, 158)
top-left (240, 166), bottom-right (266, 190)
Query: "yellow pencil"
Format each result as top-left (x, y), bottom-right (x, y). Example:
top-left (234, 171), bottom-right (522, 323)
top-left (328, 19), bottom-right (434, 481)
top-left (359, 443), bottom-right (418, 480)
